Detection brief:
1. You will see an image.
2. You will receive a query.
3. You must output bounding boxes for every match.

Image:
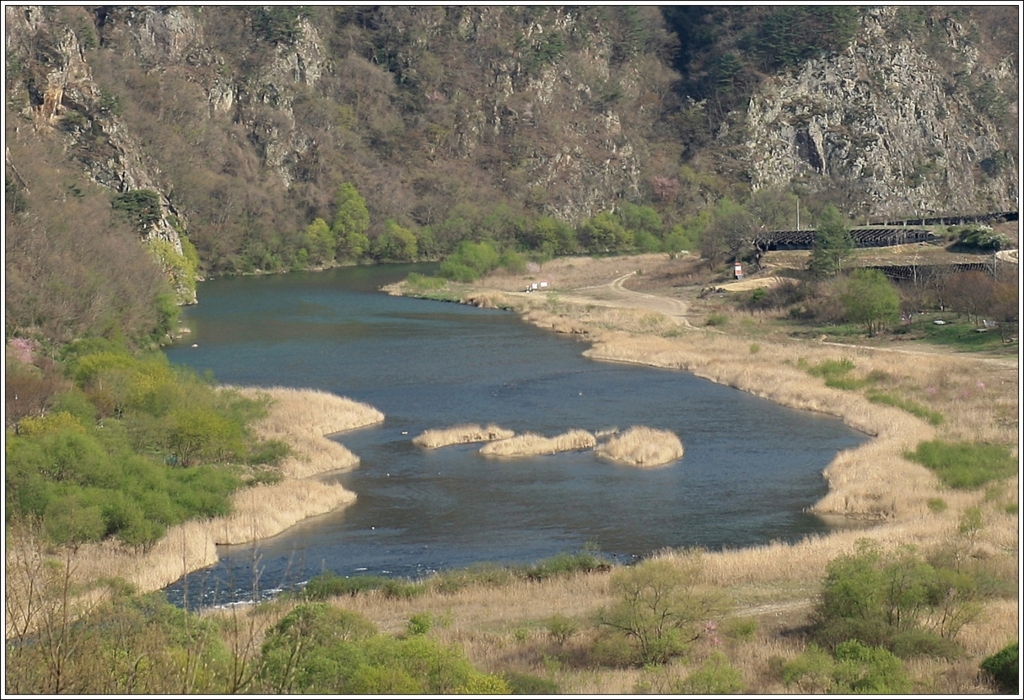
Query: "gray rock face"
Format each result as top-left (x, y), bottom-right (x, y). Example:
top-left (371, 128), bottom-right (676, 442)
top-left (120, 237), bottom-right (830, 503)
top-left (744, 7), bottom-right (1017, 217)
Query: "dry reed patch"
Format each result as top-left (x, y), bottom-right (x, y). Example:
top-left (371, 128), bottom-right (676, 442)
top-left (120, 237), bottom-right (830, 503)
top-left (235, 386), bottom-right (384, 479)
top-left (412, 423), bottom-right (515, 448)
top-left (595, 426), bottom-right (684, 467)
top-left (479, 430), bottom-right (597, 457)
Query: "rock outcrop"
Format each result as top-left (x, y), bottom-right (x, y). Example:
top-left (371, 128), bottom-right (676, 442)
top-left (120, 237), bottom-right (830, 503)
top-left (744, 7), bottom-right (1017, 217)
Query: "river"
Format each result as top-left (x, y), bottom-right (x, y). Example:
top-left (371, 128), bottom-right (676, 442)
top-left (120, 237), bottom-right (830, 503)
top-left (164, 265), bottom-right (865, 607)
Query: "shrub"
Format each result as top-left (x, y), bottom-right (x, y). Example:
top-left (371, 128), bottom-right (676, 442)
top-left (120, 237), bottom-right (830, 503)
top-left (954, 225), bottom-right (1007, 251)
top-left (303, 572), bottom-right (424, 600)
top-left (705, 313), bottom-right (727, 327)
top-left (814, 543), bottom-right (983, 654)
top-left (831, 640), bottom-right (911, 694)
top-left (803, 358), bottom-right (870, 389)
top-left (439, 240), bottom-right (501, 281)
top-left (405, 273), bottom-right (447, 291)
top-left (524, 550), bottom-right (612, 581)
top-left (889, 628), bottom-right (963, 660)
top-left (781, 644), bottom-right (834, 693)
top-left (598, 554), bottom-right (724, 666)
top-left (782, 641), bottom-right (911, 694)
top-left (721, 616), bottom-right (758, 642)
top-left (673, 651), bottom-right (744, 694)
top-left (904, 440), bottom-right (1016, 489)
top-left (980, 641), bottom-right (1018, 694)
top-left (503, 671), bottom-right (560, 695)
top-left (430, 563), bottom-right (514, 593)
top-left (406, 613), bottom-right (433, 636)
top-left (546, 614), bottom-right (578, 645)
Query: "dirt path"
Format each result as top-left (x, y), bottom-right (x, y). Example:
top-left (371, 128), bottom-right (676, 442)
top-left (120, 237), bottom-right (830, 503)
top-left (584, 272), bottom-right (694, 327)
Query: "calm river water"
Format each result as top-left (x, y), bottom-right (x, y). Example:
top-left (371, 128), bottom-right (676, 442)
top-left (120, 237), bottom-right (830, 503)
top-left (164, 265), bottom-right (865, 607)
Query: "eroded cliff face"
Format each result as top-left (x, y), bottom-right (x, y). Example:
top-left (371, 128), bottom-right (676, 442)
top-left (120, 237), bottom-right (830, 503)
top-left (744, 7), bottom-right (1017, 217)
top-left (5, 6), bottom-right (196, 303)
top-left (4, 6), bottom-right (1018, 280)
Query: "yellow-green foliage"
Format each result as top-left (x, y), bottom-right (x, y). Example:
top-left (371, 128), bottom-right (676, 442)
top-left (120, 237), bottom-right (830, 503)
top-left (257, 602), bottom-right (508, 694)
top-left (147, 237), bottom-right (198, 304)
top-left (16, 411), bottom-right (85, 437)
top-left (5, 345), bottom-right (284, 548)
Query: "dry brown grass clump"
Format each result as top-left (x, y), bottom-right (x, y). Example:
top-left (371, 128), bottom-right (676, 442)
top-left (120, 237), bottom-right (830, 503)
top-left (413, 423), bottom-right (514, 448)
top-left (235, 386), bottom-right (384, 479)
top-left (595, 426), bottom-right (684, 467)
top-left (479, 430), bottom-right (597, 457)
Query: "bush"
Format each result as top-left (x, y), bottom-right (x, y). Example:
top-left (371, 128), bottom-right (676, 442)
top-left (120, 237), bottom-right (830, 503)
top-left (430, 563), bottom-right (515, 594)
top-left (803, 358), bottom-right (863, 389)
top-left (954, 225), bottom-right (1008, 251)
top-left (831, 640), bottom-right (911, 694)
top-left (258, 606), bottom-right (507, 694)
top-left (904, 440), bottom-right (1016, 489)
top-left (814, 543), bottom-right (984, 655)
top-left (673, 651), bottom-right (744, 694)
top-left (405, 273), bottom-right (447, 291)
top-left (523, 550), bottom-right (611, 581)
top-left (439, 240), bottom-right (501, 281)
top-left (406, 613), bottom-right (433, 636)
top-left (503, 671), bottom-right (560, 695)
top-left (302, 572), bottom-right (424, 600)
top-left (980, 641), bottom-right (1018, 694)
top-left (782, 641), bottom-right (911, 694)
top-left (598, 554), bottom-right (724, 666)
top-left (546, 614), bottom-right (578, 645)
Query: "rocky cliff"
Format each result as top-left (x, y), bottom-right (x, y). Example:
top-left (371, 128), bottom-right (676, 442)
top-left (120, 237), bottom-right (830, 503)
top-left (4, 6), bottom-right (1018, 280)
top-left (744, 7), bottom-right (1017, 218)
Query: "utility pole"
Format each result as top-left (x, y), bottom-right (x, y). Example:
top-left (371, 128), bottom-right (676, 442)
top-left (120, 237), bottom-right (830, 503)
top-left (796, 196), bottom-right (800, 231)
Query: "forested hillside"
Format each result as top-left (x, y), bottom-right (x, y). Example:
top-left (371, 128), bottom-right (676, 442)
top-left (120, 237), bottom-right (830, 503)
top-left (5, 5), bottom-right (1017, 311)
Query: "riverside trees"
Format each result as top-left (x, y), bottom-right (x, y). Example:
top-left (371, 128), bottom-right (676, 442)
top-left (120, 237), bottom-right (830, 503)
top-left (4, 341), bottom-right (288, 550)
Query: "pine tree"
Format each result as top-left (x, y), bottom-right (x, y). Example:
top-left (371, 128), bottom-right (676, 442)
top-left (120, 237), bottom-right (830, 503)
top-left (809, 204), bottom-right (855, 278)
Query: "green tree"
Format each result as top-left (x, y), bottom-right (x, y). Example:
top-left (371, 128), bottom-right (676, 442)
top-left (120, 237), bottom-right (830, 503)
top-left (841, 269), bottom-right (900, 336)
top-left (616, 202), bottom-right (663, 241)
top-left (700, 198), bottom-right (753, 268)
top-left (527, 216), bottom-right (577, 256)
top-left (980, 641), bottom-right (1018, 694)
top-left (809, 204), bottom-right (856, 278)
top-left (598, 554), bottom-right (724, 666)
top-left (438, 240), bottom-right (501, 282)
top-left (578, 212), bottom-right (632, 253)
top-left (302, 218), bottom-right (336, 266)
top-left (332, 182), bottom-right (371, 261)
top-left (372, 220), bottom-right (418, 262)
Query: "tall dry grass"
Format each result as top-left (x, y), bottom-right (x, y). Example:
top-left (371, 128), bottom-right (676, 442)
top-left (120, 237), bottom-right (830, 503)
top-left (412, 423), bottom-right (514, 448)
top-left (479, 430), bottom-right (597, 457)
top-left (235, 386), bottom-right (384, 478)
top-left (595, 426), bottom-right (684, 467)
